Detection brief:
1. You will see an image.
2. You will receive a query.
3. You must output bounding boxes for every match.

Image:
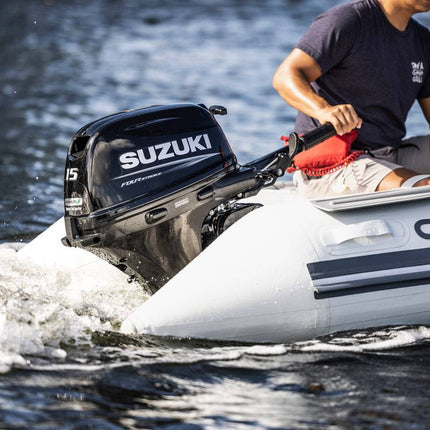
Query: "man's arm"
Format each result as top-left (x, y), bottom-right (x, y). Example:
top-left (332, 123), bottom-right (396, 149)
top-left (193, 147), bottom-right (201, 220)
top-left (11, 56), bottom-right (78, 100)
top-left (273, 48), bottom-right (362, 135)
top-left (419, 97), bottom-right (430, 126)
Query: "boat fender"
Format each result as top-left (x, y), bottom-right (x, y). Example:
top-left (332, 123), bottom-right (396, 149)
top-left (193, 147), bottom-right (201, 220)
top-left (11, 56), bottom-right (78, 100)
top-left (281, 130), bottom-right (363, 177)
top-left (401, 175), bottom-right (430, 188)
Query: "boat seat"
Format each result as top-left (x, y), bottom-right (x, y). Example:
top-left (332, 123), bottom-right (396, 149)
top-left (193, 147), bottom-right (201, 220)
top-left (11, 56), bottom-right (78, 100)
top-left (401, 174), bottom-right (430, 188)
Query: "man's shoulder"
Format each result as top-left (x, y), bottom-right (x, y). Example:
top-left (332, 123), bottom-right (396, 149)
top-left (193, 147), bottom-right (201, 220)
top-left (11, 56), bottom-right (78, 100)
top-left (322, 0), bottom-right (378, 19)
top-left (411, 18), bottom-right (430, 40)
top-left (317, 0), bottom-right (371, 24)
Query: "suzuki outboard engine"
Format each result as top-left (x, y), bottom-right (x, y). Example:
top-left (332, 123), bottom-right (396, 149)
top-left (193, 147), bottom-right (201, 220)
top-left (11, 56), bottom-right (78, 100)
top-left (63, 103), bottom-right (261, 294)
top-left (63, 102), bottom-right (336, 294)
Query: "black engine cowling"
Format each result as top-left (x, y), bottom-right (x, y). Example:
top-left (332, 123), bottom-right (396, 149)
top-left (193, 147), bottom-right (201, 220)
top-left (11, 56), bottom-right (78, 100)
top-left (63, 103), bottom-right (260, 294)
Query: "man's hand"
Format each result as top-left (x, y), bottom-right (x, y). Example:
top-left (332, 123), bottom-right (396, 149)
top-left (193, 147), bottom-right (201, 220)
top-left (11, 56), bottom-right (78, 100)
top-left (317, 104), bottom-right (363, 135)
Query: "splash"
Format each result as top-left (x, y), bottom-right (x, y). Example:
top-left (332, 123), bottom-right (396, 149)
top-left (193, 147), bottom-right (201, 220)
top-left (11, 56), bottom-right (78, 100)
top-left (296, 326), bottom-right (430, 353)
top-left (0, 242), bottom-right (145, 373)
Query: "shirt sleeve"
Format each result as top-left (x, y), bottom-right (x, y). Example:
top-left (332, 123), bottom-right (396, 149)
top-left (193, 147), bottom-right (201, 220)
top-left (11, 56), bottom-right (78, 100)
top-left (418, 29), bottom-right (430, 100)
top-left (296, 4), bottom-right (360, 74)
top-left (418, 78), bottom-right (430, 100)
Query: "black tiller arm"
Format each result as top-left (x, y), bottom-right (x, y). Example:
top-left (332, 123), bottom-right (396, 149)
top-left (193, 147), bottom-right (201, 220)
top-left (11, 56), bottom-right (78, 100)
top-left (245, 123), bottom-right (336, 180)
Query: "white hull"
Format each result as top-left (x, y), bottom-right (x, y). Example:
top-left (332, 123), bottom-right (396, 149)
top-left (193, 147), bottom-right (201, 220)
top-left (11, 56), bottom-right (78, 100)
top-left (121, 185), bottom-right (430, 342)
top-left (18, 218), bottom-right (130, 285)
top-left (20, 185), bottom-right (430, 343)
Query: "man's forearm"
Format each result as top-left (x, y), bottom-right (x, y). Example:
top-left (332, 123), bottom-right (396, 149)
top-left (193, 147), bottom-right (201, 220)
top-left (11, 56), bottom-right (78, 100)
top-left (273, 51), bottom-right (362, 135)
top-left (418, 98), bottom-right (430, 126)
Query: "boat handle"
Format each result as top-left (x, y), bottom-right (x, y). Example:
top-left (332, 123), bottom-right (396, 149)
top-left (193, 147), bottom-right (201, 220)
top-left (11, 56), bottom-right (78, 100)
top-left (320, 220), bottom-right (392, 246)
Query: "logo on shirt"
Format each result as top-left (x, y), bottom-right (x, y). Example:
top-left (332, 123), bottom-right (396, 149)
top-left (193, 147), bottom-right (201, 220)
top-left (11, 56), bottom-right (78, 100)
top-left (411, 61), bottom-right (424, 84)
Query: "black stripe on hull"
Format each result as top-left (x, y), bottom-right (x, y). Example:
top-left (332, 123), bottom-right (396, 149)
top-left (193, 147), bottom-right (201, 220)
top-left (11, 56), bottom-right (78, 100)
top-left (314, 276), bottom-right (430, 299)
top-left (308, 247), bottom-right (430, 299)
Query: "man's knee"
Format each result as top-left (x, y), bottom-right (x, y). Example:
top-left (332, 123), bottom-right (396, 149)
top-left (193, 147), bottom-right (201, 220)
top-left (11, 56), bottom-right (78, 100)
top-left (376, 168), bottom-right (418, 191)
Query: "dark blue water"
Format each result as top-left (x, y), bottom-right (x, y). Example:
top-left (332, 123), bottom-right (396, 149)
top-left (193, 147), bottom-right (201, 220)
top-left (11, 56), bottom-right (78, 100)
top-left (1, 1), bottom-right (430, 429)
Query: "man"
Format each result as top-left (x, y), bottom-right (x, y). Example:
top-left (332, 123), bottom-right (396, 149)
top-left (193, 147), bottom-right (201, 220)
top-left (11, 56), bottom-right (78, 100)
top-left (273, 0), bottom-right (430, 198)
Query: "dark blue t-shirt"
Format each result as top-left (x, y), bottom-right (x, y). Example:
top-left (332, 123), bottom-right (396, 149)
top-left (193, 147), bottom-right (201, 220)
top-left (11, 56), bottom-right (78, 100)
top-left (295, 0), bottom-right (430, 149)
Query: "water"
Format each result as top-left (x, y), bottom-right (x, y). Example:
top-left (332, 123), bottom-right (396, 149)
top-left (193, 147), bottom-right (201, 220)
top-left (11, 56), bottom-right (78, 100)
top-left (1, 0), bottom-right (430, 428)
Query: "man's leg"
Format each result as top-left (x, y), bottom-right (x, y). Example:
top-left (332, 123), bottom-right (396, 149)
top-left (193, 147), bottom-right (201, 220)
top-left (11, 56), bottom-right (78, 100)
top-left (376, 168), bottom-right (430, 191)
top-left (376, 136), bottom-right (430, 190)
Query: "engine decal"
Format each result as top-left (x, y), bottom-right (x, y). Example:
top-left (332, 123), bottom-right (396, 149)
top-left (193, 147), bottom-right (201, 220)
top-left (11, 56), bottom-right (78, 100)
top-left (65, 197), bottom-right (83, 208)
top-left (120, 172), bottom-right (162, 188)
top-left (114, 153), bottom-right (219, 180)
top-left (65, 167), bottom-right (79, 181)
top-left (65, 197), bottom-right (83, 214)
top-left (174, 197), bottom-right (189, 208)
top-left (119, 133), bottom-right (212, 170)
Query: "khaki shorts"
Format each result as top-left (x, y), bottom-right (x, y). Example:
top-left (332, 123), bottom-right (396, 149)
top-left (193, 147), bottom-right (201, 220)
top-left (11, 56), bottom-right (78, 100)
top-left (293, 135), bottom-right (430, 198)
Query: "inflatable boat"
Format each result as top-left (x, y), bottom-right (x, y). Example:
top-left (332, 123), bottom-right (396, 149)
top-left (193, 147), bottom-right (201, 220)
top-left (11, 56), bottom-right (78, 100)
top-left (20, 103), bottom-right (430, 343)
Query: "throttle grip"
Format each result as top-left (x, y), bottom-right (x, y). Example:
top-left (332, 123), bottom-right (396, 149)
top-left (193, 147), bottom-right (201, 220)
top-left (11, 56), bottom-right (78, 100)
top-left (300, 123), bottom-right (336, 150)
top-left (288, 123), bottom-right (336, 158)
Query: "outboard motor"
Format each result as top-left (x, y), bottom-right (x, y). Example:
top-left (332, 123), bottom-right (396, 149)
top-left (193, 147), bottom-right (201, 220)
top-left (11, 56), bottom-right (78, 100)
top-left (63, 103), bottom-right (262, 293)
top-left (63, 102), bottom-right (335, 294)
